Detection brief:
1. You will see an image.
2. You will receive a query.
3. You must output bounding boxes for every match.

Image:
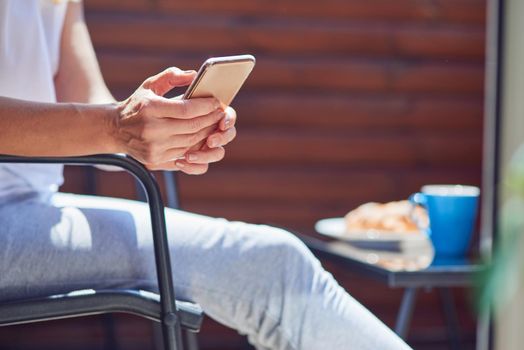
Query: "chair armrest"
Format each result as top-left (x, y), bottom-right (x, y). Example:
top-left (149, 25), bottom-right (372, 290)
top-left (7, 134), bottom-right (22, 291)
top-left (0, 154), bottom-right (181, 335)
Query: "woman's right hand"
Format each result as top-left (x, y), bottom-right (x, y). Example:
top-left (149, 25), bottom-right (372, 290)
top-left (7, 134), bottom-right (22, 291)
top-left (109, 67), bottom-right (223, 171)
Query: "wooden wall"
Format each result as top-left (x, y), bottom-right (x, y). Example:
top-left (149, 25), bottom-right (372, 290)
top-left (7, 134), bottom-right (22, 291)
top-left (0, 0), bottom-right (486, 349)
top-left (80, 0), bottom-right (485, 234)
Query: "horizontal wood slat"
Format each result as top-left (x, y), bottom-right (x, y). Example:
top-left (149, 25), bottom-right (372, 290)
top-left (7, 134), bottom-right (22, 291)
top-left (233, 93), bottom-right (484, 131)
top-left (86, 15), bottom-right (485, 60)
top-left (222, 131), bottom-right (482, 166)
top-left (98, 53), bottom-right (484, 94)
top-left (85, 0), bottom-right (486, 24)
top-left (177, 168), bottom-right (481, 202)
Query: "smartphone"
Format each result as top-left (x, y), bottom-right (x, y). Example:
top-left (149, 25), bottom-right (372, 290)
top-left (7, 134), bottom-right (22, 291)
top-left (183, 54), bottom-right (256, 106)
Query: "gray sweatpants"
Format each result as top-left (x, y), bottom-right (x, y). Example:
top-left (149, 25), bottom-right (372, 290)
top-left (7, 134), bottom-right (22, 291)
top-left (0, 192), bottom-right (410, 350)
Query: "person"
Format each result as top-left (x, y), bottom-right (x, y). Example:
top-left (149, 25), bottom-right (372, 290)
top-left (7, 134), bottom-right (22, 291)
top-left (0, 1), bottom-right (410, 349)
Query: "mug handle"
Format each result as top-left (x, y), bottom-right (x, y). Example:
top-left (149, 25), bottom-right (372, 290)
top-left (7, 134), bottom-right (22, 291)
top-left (409, 192), bottom-right (428, 232)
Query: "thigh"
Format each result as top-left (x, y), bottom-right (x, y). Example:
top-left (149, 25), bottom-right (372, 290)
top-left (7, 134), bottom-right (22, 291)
top-left (0, 192), bottom-right (295, 305)
top-left (51, 193), bottom-right (302, 305)
top-left (0, 193), bottom-right (154, 301)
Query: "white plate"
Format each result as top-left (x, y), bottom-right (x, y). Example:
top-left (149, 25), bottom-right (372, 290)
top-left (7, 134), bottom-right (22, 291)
top-left (315, 217), bottom-right (427, 243)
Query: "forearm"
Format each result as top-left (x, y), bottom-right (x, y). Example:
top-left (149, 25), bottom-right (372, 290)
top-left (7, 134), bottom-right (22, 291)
top-left (0, 96), bottom-right (118, 157)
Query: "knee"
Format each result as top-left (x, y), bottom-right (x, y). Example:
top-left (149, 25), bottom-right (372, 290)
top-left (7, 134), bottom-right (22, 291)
top-left (249, 225), bottom-right (320, 288)
top-left (272, 228), bottom-right (315, 267)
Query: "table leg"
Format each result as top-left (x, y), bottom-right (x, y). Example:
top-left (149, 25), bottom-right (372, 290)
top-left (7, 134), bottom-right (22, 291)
top-left (395, 287), bottom-right (418, 339)
top-left (439, 288), bottom-right (461, 350)
top-left (476, 307), bottom-right (491, 350)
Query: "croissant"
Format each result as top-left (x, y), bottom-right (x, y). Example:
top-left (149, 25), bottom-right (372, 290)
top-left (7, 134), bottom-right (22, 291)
top-left (344, 200), bottom-right (428, 233)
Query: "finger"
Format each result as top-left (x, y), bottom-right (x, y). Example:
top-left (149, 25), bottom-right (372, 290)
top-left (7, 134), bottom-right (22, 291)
top-left (151, 96), bottom-right (221, 120)
top-left (154, 124), bottom-right (215, 162)
top-left (148, 124), bottom-right (217, 164)
top-left (218, 106), bottom-right (237, 131)
top-left (185, 146), bottom-right (225, 164)
top-left (146, 161), bottom-right (181, 171)
top-left (174, 160), bottom-right (209, 175)
top-left (158, 147), bottom-right (187, 163)
top-left (166, 109), bottom-right (224, 135)
top-left (187, 139), bottom-right (207, 153)
top-left (142, 67), bottom-right (196, 96)
top-left (207, 127), bottom-right (237, 148)
top-left (156, 123), bottom-right (216, 150)
top-left (181, 123), bottom-right (218, 147)
top-left (147, 159), bottom-right (210, 174)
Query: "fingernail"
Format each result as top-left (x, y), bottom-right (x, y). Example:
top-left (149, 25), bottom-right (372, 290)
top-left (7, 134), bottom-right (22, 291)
top-left (187, 154), bottom-right (197, 162)
top-left (208, 138), bottom-right (218, 148)
top-left (224, 115), bottom-right (232, 128)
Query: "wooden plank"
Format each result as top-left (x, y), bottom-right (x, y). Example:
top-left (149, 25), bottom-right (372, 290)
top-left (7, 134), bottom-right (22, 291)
top-left (85, 0), bottom-right (152, 12)
top-left (393, 25), bottom-right (484, 59)
top-left (85, 0), bottom-right (486, 24)
top-left (179, 200), bottom-right (354, 228)
top-left (177, 167), bottom-right (480, 202)
top-left (86, 15), bottom-right (485, 60)
top-left (232, 93), bottom-right (484, 132)
top-left (221, 131), bottom-right (482, 166)
top-left (97, 53), bottom-right (484, 94)
top-left (392, 63), bottom-right (484, 93)
top-left (178, 170), bottom-right (397, 202)
top-left (436, 0), bottom-right (487, 24)
top-left (98, 53), bottom-right (386, 92)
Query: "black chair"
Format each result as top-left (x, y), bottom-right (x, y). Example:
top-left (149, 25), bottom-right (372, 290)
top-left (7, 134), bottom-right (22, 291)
top-left (0, 154), bottom-right (204, 350)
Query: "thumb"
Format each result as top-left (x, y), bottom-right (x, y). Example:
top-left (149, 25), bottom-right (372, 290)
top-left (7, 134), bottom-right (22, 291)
top-left (142, 67), bottom-right (196, 96)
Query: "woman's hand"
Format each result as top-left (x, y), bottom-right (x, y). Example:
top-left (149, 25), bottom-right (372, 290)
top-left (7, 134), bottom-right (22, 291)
top-left (111, 67), bottom-right (224, 173)
top-left (170, 106), bottom-right (238, 175)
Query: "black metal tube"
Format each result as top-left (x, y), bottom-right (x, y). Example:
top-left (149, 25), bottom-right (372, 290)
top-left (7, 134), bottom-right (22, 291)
top-left (0, 154), bottom-right (182, 350)
top-left (163, 171), bottom-right (180, 209)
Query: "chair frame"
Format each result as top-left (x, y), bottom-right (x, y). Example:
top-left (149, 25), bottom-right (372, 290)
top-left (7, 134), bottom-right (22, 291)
top-left (0, 153), bottom-right (200, 350)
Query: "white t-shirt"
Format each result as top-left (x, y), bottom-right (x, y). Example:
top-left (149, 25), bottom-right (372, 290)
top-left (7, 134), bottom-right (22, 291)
top-left (0, 0), bottom-right (71, 200)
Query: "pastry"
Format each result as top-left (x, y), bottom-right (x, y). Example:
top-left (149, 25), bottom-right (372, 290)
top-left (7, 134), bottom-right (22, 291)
top-left (344, 200), bottom-right (428, 234)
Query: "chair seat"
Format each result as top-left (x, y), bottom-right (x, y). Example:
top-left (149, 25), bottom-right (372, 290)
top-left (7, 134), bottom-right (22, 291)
top-left (0, 289), bottom-right (204, 332)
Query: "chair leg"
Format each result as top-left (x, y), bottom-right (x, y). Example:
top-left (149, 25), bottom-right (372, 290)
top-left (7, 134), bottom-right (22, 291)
top-left (153, 321), bottom-right (198, 350)
top-left (162, 315), bottom-right (184, 350)
top-left (135, 179), bottom-right (148, 202)
top-left (163, 171), bottom-right (180, 209)
top-left (102, 314), bottom-right (118, 350)
top-left (152, 321), bottom-right (164, 350)
top-left (184, 330), bottom-right (199, 350)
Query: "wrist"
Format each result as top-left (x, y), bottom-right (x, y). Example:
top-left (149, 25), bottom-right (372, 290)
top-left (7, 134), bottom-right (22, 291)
top-left (100, 102), bottom-right (125, 154)
top-left (71, 102), bottom-right (124, 155)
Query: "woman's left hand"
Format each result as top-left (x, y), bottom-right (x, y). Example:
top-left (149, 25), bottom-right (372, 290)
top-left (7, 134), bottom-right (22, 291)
top-left (148, 106), bottom-right (237, 175)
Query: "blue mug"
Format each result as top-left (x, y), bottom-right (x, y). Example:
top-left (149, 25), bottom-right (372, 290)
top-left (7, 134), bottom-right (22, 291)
top-left (409, 185), bottom-right (480, 257)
